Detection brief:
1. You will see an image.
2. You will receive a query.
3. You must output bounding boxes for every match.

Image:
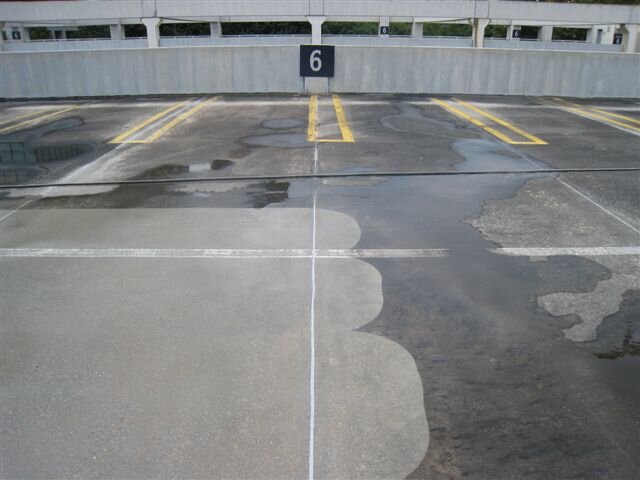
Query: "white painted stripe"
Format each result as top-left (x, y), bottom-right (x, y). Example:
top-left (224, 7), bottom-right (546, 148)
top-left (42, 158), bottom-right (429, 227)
top-left (2, 247), bottom-right (637, 259)
top-left (555, 178), bottom-right (640, 235)
top-left (501, 135), bottom-right (640, 236)
top-left (308, 189), bottom-right (317, 480)
top-left (495, 246), bottom-right (640, 257)
top-left (0, 199), bottom-right (35, 223)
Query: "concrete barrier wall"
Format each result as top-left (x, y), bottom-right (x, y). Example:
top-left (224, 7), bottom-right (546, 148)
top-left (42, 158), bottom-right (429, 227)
top-left (331, 46), bottom-right (640, 98)
top-left (1, 45), bottom-right (638, 99)
top-left (0, 46), bottom-right (303, 97)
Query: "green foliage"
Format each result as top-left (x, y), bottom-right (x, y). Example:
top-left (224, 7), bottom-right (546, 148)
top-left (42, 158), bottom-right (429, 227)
top-left (66, 26), bottom-right (110, 39)
top-left (552, 27), bottom-right (588, 41)
top-left (124, 24), bottom-right (147, 38)
top-left (520, 26), bottom-right (540, 39)
top-left (423, 23), bottom-right (472, 37)
top-left (324, 22), bottom-right (377, 35)
top-left (159, 23), bottom-right (210, 37)
top-left (221, 22), bottom-right (311, 35)
top-left (484, 25), bottom-right (507, 38)
top-left (27, 27), bottom-right (51, 40)
top-left (390, 23), bottom-right (411, 36)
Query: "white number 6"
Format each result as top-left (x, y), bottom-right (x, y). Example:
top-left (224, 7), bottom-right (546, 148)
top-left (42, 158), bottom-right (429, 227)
top-left (310, 49), bottom-right (322, 72)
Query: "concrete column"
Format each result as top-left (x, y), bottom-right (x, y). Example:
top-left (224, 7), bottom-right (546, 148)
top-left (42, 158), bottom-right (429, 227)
top-left (109, 24), bottom-right (124, 40)
top-left (0, 23), bottom-right (4, 51)
top-left (472, 18), bottom-right (489, 48)
top-left (622, 24), bottom-right (639, 53)
top-left (411, 21), bottom-right (423, 39)
top-left (6, 24), bottom-right (27, 42)
top-left (602, 25), bottom-right (615, 45)
top-left (142, 17), bottom-right (162, 48)
top-left (210, 22), bottom-right (222, 38)
top-left (307, 16), bottom-right (325, 44)
top-left (379, 17), bottom-right (390, 38)
top-left (507, 24), bottom-right (521, 41)
top-left (538, 25), bottom-right (553, 42)
top-left (586, 26), bottom-right (599, 44)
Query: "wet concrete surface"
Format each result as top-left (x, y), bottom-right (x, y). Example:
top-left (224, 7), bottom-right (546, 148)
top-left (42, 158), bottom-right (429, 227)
top-left (1, 94), bottom-right (639, 479)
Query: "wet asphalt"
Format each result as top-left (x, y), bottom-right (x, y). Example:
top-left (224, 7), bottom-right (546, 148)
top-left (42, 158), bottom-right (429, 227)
top-left (0, 94), bottom-right (639, 479)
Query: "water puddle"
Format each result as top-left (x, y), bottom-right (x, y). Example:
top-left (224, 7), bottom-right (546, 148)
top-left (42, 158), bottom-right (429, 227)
top-left (262, 118), bottom-right (304, 129)
top-left (380, 103), bottom-right (467, 135)
top-left (242, 133), bottom-right (310, 149)
top-left (452, 139), bottom-right (532, 171)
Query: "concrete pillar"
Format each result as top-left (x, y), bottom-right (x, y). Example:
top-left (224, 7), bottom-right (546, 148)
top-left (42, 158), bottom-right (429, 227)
top-left (472, 18), bottom-right (489, 48)
top-left (538, 25), bottom-right (553, 42)
top-left (586, 26), bottom-right (599, 44)
top-left (622, 24), bottom-right (639, 53)
top-left (602, 25), bottom-right (615, 45)
top-left (0, 23), bottom-right (4, 51)
top-left (210, 22), bottom-right (222, 38)
top-left (379, 17), bottom-right (390, 38)
top-left (109, 24), bottom-right (124, 40)
top-left (142, 17), bottom-right (162, 48)
top-left (507, 24), bottom-right (521, 41)
top-left (411, 21), bottom-right (423, 39)
top-left (307, 16), bottom-right (325, 44)
top-left (6, 24), bottom-right (27, 42)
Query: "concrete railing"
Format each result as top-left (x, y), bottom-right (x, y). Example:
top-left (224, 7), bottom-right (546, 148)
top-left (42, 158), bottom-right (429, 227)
top-left (2, 38), bottom-right (148, 52)
top-left (485, 38), bottom-right (624, 53)
top-left (159, 35), bottom-right (311, 47)
top-left (1, 45), bottom-right (638, 99)
top-left (325, 36), bottom-right (473, 47)
top-left (3, 35), bottom-right (622, 53)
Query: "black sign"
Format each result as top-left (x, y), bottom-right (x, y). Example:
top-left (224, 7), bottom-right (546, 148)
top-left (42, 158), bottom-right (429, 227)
top-left (613, 33), bottom-right (623, 45)
top-left (11, 31), bottom-right (21, 40)
top-left (512, 29), bottom-right (521, 39)
top-left (300, 45), bottom-right (335, 77)
top-left (380, 26), bottom-right (389, 35)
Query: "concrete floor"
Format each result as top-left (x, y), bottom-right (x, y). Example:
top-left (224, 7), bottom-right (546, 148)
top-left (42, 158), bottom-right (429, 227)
top-left (0, 94), bottom-right (639, 479)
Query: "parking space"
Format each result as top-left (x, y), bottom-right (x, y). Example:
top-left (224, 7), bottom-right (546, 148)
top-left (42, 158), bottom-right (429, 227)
top-left (1, 94), bottom-right (639, 479)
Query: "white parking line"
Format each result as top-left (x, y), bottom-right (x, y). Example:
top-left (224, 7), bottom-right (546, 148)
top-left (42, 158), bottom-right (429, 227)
top-left (1, 247), bottom-right (637, 259)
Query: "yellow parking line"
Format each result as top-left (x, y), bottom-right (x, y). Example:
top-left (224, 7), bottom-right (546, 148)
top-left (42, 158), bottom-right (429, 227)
top-left (330, 95), bottom-right (355, 143)
top-left (589, 108), bottom-right (640, 126)
top-left (307, 95), bottom-right (318, 142)
top-left (142, 98), bottom-right (214, 143)
top-left (453, 98), bottom-right (547, 145)
top-left (0, 104), bottom-right (83, 134)
top-left (432, 98), bottom-right (546, 145)
top-left (0, 106), bottom-right (58, 126)
top-left (552, 98), bottom-right (640, 134)
top-left (109, 99), bottom-right (192, 144)
top-left (307, 94), bottom-right (355, 143)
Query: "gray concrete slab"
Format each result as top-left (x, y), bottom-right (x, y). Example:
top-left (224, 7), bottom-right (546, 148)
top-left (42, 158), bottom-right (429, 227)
top-left (1, 94), bottom-right (639, 479)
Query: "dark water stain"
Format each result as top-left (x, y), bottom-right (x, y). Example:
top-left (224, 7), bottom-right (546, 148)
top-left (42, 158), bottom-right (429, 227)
top-left (594, 290), bottom-right (640, 361)
top-left (211, 159), bottom-right (234, 171)
top-left (248, 180), bottom-right (289, 208)
top-left (262, 118), bottom-right (304, 129)
top-left (129, 160), bottom-right (236, 182)
top-left (11, 116), bottom-right (85, 143)
top-left (1, 116), bottom-right (95, 185)
top-left (379, 103), bottom-right (472, 136)
top-left (316, 174), bottom-right (639, 478)
top-left (241, 133), bottom-right (310, 149)
top-left (535, 256), bottom-right (612, 297)
top-left (452, 139), bottom-right (528, 171)
top-left (0, 165), bottom-right (47, 185)
top-left (33, 143), bottom-right (95, 163)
